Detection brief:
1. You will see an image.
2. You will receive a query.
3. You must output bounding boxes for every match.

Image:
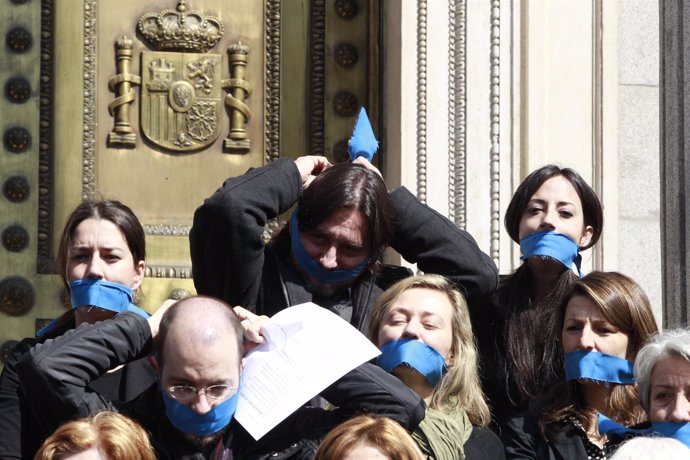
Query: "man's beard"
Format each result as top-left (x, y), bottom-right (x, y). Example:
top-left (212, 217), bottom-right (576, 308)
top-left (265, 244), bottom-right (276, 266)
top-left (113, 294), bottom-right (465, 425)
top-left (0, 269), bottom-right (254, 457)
top-left (304, 276), bottom-right (352, 298)
top-left (181, 425), bottom-right (229, 453)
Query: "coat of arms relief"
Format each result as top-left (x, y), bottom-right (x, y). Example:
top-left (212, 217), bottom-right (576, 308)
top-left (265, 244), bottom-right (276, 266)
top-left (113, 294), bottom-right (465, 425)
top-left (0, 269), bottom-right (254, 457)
top-left (107, 0), bottom-right (251, 153)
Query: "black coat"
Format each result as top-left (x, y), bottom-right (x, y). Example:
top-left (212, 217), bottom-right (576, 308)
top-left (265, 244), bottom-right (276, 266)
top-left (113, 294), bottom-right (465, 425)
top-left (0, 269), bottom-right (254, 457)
top-left (0, 311), bottom-right (155, 459)
top-left (190, 158), bottom-right (499, 333)
top-left (16, 313), bottom-right (425, 460)
top-left (502, 414), bottom-right (627, 460)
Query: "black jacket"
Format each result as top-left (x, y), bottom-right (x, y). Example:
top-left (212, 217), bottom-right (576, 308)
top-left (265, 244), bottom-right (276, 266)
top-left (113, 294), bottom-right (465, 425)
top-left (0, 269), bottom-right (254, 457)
top-left (16, 312), bottom-right (426, 460)
top-left (502, 414), bottom-right (627, 460)
top-left (0, 311), bottom-right (155, 459)
top-left (190, 158), bottom-right (498, 332)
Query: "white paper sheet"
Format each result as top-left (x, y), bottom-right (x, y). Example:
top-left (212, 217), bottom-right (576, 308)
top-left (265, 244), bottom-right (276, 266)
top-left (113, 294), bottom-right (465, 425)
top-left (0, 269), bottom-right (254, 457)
top-left (234, 302), bottom-right (381, 440)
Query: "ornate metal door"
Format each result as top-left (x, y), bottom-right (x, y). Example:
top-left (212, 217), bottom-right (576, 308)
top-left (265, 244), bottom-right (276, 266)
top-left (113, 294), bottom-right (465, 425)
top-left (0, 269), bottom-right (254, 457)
top-left (0, 0), bottom-right (380, 366)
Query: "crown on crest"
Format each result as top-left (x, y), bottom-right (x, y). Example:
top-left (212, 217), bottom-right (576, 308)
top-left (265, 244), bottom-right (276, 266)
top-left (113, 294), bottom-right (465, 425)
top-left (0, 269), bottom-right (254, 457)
top-left (137, 0), bottom-right (224, 53)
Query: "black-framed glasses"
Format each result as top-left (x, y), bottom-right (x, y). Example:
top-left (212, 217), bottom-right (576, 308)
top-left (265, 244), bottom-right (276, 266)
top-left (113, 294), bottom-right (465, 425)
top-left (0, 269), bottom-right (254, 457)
top-left (167, 384), bottom-right (237, 402)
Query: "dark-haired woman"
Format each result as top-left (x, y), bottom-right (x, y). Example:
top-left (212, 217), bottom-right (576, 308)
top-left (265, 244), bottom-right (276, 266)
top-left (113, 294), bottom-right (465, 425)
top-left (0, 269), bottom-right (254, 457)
top-left (502, 271), bottom-right (658, 459)
top-left (471, 165), bottom-right (604, 428)
top-left (0, 200), bottom-right (156, 459)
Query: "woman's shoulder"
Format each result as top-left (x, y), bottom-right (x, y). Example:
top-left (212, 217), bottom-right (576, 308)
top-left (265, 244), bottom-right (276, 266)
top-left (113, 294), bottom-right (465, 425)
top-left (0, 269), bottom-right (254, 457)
top-left (465, 426), bottom-right (506, 460)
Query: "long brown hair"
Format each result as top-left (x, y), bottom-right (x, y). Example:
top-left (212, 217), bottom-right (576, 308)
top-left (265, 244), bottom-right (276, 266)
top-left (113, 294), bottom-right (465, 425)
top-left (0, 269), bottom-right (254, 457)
top-left (56, 200), bottom-right (146, 295)
top-left (500, 165), bottom-right (604, 409)
top-left (536, 271), bottom-right (659, 440)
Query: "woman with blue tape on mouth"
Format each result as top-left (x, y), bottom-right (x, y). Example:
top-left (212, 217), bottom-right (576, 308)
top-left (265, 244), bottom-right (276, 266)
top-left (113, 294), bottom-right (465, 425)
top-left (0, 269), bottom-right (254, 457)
top-left (502, 271), bottom-right (658, 460)
top-left (471, 165), bottom-right (604, 429)
top-left (630, 329), bottom-right (690, 447)
top-left (0, 200), bottom-right (156, 459)
top-left (369, 274), bottom-right (505, 460)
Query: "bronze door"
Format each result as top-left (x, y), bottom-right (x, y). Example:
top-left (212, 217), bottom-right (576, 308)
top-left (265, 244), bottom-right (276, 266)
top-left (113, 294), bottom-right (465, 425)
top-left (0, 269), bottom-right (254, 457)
top-left (0, 0), bottom-right (381, 366)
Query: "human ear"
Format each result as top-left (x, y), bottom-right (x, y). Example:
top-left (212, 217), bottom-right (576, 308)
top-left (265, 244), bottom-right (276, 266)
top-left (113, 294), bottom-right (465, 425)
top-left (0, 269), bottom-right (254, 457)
top-left (579, 225), bottom-right (594, 248)
top-left (149, 355), bottom-right (161, 377)
top-left (131, 260), bottom-right (146, 290)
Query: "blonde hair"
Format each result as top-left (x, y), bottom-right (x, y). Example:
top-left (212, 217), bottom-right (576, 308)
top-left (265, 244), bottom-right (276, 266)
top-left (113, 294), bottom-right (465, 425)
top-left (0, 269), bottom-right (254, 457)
top-left (368, 274), bottom-right (491, 426)
top-left (34, 411), bottom-right (155, 460)
top-left (315, 415), bottom-right (423, 460)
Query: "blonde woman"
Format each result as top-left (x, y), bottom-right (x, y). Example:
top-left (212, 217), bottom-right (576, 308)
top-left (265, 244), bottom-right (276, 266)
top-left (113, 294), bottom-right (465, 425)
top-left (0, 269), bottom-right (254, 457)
top-left (315, 415), bottom-right (423, 460)
top-left (34, 411), bottom-right (155, 460)
top-left (369, 274), bottom-right (504, 460)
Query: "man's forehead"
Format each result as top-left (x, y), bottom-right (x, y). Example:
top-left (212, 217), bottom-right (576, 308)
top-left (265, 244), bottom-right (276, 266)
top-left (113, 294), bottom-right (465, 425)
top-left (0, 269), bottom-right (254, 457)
top-left (315, 208), bottom-right (369, 240)
top-left (162, 336), bottom-right (242, 380)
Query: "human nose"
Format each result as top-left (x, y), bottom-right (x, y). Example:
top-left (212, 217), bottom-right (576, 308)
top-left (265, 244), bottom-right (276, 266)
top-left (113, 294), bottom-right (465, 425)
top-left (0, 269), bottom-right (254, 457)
top-left (668, 396), bottom-right (690, 422)
top-left (318, 245), bottom-right (338, 269)
top-left (539, 209), bottom-right (557, 231)
top-left (401, 320), bottom-right (422, 340)
top-left (575, 325), bottom-right (596, 352)
top-left (188, 391), bottom-right (213, 415)
top-left (84, 254), bottom-right (104, 280)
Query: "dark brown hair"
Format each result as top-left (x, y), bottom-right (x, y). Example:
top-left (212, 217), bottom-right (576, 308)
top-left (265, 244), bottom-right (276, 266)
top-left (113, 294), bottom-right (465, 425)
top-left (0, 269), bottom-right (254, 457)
top-left (499, 165), bottom-right (604, 410)
top-left (504, 164), bottom-right (603, 249)
top-left (56, 200), bottom-right (146, 294)
top-left (295, 162), bottom-right (394, 272)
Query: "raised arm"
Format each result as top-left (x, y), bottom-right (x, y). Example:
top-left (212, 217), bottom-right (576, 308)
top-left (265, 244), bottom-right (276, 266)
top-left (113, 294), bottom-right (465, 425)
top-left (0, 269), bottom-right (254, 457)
top-left (389, 187), bottom-right (499, 304)
top-left (271, 362), bottom-right (425, 444)
top-left (190, 158), bottom-right (320, 308)
top-left (15, 313), bottom-right (152, 437)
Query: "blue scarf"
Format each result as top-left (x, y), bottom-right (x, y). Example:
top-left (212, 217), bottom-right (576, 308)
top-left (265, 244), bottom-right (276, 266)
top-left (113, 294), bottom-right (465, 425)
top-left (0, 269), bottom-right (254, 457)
top-left (564, 350), bottom-right (635, 384)
top-left (598, 414), bottom-right (690, 448)
top-left (378, 338), bottom-right (448, 387)
top-left (160, 383), bottom-right (241, 437)
top-left (520, 231), bottom-right (582, 275)
top-left (290, 211), bottom-right (368, 283)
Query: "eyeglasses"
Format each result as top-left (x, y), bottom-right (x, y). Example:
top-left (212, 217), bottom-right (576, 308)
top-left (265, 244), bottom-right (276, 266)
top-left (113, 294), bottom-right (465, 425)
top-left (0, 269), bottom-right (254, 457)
top-left (167, 384), bottom-right (237, 402)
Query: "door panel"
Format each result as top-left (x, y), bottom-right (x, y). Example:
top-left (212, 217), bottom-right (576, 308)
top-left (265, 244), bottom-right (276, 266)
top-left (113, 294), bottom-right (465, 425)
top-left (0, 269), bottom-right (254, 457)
top-left (0, 0), bottom-right (380, 368)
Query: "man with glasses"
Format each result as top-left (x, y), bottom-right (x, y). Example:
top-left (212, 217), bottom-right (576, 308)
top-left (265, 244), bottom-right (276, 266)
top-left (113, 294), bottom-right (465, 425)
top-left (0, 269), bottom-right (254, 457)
top-left (17, 296), bottom-right (424, 459)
